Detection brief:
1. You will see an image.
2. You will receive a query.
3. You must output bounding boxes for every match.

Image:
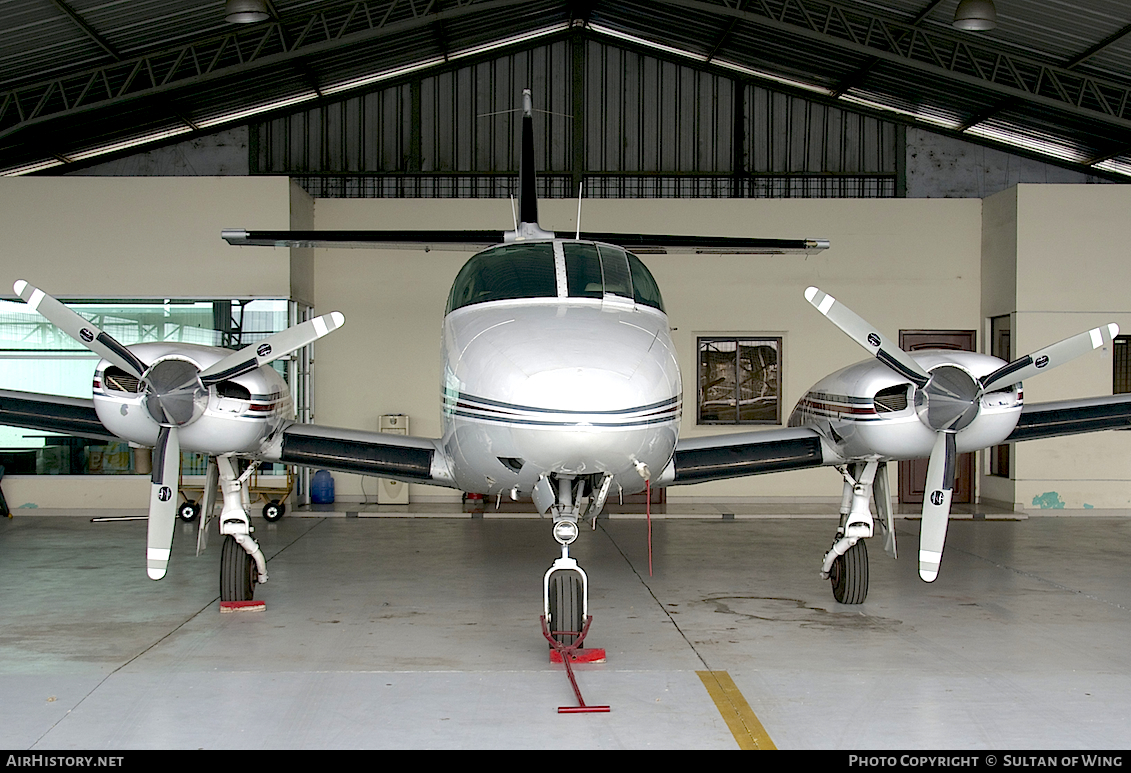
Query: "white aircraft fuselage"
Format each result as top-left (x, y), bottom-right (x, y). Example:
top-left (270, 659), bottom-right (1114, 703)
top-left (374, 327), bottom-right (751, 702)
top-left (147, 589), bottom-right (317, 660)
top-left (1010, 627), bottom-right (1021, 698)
top-left (439, 238), bottom-right (681, 499)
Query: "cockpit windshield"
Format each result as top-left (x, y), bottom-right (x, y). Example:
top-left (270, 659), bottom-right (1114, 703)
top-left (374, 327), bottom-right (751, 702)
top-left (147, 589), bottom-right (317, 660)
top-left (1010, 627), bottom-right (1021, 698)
top-left (445, 240), bottom-right (665, 314)
top-left (562, 242), bottom-right (664, 312)
top-left (446, 243), bottom-right (556, 313)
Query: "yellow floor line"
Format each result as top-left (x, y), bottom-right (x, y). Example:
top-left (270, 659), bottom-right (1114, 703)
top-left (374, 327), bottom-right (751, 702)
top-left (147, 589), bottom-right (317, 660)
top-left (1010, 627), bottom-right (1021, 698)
top-left (696, 670), bottom-right (776, 750)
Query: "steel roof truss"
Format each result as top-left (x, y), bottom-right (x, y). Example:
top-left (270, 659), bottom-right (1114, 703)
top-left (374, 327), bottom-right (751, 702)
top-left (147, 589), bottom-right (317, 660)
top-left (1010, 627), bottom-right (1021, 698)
top-left (661, 0), bottom-right (1131, 131)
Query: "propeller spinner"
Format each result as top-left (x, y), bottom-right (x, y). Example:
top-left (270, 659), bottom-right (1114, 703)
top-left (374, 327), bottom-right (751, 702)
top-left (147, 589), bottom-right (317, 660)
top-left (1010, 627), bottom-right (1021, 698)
top-left (805, 286), bottom-right (1117, 583)
top-left (13, 280), bottom-right (344, 580)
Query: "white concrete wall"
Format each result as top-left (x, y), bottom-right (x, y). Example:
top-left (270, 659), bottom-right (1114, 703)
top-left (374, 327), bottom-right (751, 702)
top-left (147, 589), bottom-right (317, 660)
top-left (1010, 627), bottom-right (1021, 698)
top-left (1010, 185), bottom-right (1131, 509)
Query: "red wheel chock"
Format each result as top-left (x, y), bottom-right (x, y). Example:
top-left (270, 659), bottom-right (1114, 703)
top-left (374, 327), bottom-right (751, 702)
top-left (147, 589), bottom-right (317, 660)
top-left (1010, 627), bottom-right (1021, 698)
top-left (540, 614), bottom-right (610, 713)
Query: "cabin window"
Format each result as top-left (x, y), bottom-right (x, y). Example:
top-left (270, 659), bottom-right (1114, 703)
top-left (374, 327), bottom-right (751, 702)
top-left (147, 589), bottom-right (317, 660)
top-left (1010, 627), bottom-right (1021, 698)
top-left (446, 243), bottom-right (557, 313)
top-left (697, 336), bottom-right (782, 424)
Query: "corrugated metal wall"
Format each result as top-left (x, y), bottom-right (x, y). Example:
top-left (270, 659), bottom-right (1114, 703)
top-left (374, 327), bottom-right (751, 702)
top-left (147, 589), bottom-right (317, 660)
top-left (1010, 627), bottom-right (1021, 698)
top-left (252, 35), bottom-right (898, 198)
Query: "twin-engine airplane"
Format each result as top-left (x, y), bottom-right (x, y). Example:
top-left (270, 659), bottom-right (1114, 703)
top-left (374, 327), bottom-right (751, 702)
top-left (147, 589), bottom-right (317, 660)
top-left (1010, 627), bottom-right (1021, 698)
top-left (5, 90), bottom-right (1131, 645)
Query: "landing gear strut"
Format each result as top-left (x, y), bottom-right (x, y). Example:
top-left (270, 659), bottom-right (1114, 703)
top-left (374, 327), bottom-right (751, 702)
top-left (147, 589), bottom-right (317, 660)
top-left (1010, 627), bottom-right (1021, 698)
top-left (214, 455), bottom-right (268, 602)
top-left (820, 461), bottom-right (896, 604)
top-left (541, 475), bottom-right (591, 647)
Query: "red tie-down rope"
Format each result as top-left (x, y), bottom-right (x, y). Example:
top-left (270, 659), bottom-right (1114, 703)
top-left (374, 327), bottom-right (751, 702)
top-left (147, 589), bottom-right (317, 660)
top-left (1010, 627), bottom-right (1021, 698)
top-left (647, 479), bottom-right (653, 577)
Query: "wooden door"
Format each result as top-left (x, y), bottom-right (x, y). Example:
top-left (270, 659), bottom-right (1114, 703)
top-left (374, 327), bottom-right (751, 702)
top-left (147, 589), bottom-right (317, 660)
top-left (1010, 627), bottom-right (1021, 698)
top-left (897, 330), bottom-right (976, 506)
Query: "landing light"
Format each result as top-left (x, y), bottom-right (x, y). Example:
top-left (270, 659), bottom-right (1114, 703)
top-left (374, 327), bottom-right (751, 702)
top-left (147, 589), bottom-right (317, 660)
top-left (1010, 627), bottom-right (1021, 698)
top-left (553, 520), bottom-right (579, 545)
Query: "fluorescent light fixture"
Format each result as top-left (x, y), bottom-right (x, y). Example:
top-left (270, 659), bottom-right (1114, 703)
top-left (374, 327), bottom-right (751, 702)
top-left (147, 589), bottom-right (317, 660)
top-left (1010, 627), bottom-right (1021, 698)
top-left (1092, 158), bottom-right (1131, 177)
top-left (589, 22), bottom-right (708, 62)
top-left (712, 58), bottom-right (833, 95)
top-left (838, 91), bottom-right (963, 130)
top-left (1, 158), bottom-right (66, 176)
top-left (196, 92), bottom-right (319, 128)
top-left (322, 24), bottom-right (566, 97)
top-left (449, 23), bottom-right (570, 61)
top-left (964, 124), bottom-right (1087, 163)
top-left (322, 58), bottom-right (446, 96)
top-left (66, 126), bottom-right (194, 161)
top-left (588, 23), bottom-right (831, 96)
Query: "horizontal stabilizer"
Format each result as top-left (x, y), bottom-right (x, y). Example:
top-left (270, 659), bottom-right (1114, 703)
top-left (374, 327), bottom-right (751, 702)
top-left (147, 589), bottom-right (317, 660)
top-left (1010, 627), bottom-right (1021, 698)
top-left (224, 229), bottom-right (829, 254)
top-left (223, 229), bottom-right (508, 251)
top-left (577, 234), bottom-right (830, 254)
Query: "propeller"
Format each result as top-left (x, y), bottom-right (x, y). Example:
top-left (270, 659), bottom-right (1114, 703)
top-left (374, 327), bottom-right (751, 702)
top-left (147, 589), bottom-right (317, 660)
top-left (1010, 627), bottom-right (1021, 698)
top-left (13, 280), bottom-right (344, 579)
top-left (806, 286), bottom-right (1117, 582)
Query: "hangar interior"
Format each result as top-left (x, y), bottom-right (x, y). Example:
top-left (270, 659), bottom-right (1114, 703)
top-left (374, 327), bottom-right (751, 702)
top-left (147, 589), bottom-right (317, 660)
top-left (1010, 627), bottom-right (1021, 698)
top-left (2, 0), bottom-right (1131, 750)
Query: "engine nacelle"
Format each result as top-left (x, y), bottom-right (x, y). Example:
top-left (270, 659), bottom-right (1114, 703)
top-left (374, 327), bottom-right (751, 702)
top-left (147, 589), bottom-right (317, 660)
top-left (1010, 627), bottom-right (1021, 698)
top-left (92, 342), bottom-right (293, 456)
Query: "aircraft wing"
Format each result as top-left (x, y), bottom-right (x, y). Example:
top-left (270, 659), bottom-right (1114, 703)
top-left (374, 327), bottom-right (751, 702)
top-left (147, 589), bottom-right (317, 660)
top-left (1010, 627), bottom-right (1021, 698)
top-left (657, 427), bottom-right (832, 486)
top-left (269, 422), bottom-right (457, 488)
top-left (1006, 394), bottom-right (1131, 442)
top-left (0, 389), bottom-right (118, 442)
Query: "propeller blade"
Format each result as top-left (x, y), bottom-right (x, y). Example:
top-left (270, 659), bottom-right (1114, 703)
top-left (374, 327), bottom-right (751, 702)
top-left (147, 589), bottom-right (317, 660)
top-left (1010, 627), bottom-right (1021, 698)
top-left (13, 280), bottom-right (147, 379)
top-left (198, 311), bottom-right (345, 386)
top-left (805, 287), bottom-right (930, 388)
top-left (981, 323), bottom-right (1119, 393)
top-left (147, 426), bottom-right (180, 580)
top-left (919, 432), bottom-right (956, 583)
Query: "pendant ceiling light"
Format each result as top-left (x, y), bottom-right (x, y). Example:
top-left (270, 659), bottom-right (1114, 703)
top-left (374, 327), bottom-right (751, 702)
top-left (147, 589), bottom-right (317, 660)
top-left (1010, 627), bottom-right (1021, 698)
top-left (226, 0), bottom-right (270, 24)
top-left (953, 0), bottom-right (997, 31)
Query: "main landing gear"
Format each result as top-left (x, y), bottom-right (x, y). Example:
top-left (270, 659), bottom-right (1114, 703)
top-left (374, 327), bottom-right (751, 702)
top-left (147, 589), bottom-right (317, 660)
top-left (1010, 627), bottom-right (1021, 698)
top-left (207, 455), bottom-right (268, 603)
top-left (820, 460), bottom-right (896, 604)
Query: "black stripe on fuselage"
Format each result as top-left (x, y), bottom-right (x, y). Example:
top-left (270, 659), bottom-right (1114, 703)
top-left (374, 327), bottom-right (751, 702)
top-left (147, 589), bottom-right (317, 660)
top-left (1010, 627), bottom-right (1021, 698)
top-left (447, 392), bottom-right (681, 416)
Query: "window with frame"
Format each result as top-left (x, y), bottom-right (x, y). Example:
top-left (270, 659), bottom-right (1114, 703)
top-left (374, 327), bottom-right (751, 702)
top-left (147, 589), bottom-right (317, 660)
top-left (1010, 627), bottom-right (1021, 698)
top-left (1114, 335), bottom-right (1131, 395)
top-left (697, 336), bottom-right (781, 424)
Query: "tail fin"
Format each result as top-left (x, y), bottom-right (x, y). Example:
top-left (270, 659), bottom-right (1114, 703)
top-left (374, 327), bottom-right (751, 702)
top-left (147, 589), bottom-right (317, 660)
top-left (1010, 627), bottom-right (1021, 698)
top-left (508, 89), bottom-right (553, 241)
top-left (518, 89), bottom-right (538, 227)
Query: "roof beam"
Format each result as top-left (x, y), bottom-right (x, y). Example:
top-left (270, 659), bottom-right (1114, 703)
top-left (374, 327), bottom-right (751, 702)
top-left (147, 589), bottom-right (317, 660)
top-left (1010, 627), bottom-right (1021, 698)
top-left (51, 0), bottom-right (122, 62)
top-left (828, 0), bottom-right (942, 98)
top-left (654, 0), bottom-right (1131, 132)
top-left (0, 0), bottom-right (529, 142)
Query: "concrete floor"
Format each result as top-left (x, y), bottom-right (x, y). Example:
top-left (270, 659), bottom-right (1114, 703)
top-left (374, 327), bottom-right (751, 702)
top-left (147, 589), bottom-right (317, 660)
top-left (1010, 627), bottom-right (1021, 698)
top-left (1, 506), bottom-right (1130, 750)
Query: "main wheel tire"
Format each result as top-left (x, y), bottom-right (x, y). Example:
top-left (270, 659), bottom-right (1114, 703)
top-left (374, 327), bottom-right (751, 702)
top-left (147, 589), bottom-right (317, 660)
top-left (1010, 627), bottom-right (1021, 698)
top-left (178, 500), bottom-right (199, 522)
top-left (220, 535), bottom-right (256, 602)
top-left (548, 570), bottom-right (584, 647)
top-left (262, 500), bottom-right (285, 521)
top-left (830, 539), bottom-right (869, 604)
top-left (827, 538), bottom-right (868, 606)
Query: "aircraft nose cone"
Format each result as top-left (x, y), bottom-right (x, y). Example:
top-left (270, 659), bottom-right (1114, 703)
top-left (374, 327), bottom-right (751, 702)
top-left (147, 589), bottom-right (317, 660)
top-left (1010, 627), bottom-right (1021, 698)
top-left (915, 365), bottom-right (980, 432)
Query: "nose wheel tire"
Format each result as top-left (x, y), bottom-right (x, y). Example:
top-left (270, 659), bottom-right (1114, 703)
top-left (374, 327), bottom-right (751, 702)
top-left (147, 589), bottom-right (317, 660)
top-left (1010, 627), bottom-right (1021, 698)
top-left (548, 570), bottom-right (584, 647)
top-left (830, 539), bottom-right (869, 605)
top-left (220, 535), bottom-right (257, 602)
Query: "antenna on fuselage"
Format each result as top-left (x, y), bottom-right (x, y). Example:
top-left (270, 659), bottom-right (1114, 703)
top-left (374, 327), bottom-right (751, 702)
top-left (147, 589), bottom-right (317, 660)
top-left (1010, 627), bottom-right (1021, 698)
top-left (506, 89), bottom-right (554, 243)
top-left (575, 181), bottom-right (584, 240)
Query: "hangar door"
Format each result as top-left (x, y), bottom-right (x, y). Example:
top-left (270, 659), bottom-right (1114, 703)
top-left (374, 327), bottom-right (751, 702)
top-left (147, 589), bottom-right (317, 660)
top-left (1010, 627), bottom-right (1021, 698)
top-left (898, 330), bottom-right (977, 506)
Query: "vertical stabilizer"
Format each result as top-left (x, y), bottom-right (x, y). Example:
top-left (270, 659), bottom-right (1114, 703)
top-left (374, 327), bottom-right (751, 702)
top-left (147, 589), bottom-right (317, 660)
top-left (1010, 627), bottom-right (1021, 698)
top-left (507, 89), bottom-right (554, 241)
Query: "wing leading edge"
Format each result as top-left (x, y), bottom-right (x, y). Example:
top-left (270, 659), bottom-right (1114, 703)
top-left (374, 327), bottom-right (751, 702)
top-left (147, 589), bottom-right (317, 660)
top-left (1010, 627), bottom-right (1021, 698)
top-left (657, 427), bottom-right (831, 486)
top-left (0, 389), bottom-right (116, 442)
